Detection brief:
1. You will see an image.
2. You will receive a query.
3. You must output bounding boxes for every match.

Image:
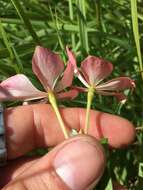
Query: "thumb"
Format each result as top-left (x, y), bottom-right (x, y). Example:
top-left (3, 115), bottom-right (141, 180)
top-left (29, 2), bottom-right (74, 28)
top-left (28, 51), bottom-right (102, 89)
top-left (4, 135), bottom-right (106, 190)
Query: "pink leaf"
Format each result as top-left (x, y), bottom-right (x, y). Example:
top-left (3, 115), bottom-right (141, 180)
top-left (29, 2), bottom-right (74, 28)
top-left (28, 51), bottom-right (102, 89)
top-left (114, 93), bottom-right (127, 102)
top-left (96, 77), bottom-right (135, 91)
top-left (55, 61), bottom-right (74, 92)
top-left (81, 56), bottom-right (113, 85)
top-left (66, 47), bottom-right (89, 87)
top-left (71, 86), bottom-right (88, 92)
top-left (66, 46), bottom-right (78, 74)
top-left (96, 90), bottom-right (127, 102)
top-left (32, 46), bottom-right (64, 90)
top-left (0, 74), bottom-right (46, 101)
top-left (56, 89), bottom-right (78, 100)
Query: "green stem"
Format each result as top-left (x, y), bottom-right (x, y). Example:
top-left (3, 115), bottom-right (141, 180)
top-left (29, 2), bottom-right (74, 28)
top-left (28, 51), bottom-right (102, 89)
top-left (68, 0), bottom-right (76, 49)
top-left (84, 86), bottom-right (95, 134)
top-left (95, 0), bottom-right (101, 29)
top-left (48, 91), bottom-right (69, 139)
top-left (77, 0), bottom-right (89, 53)
top-left (10, 0), bottom-right (41, 45)
top-left (131, 0), bottom-right (143, 79)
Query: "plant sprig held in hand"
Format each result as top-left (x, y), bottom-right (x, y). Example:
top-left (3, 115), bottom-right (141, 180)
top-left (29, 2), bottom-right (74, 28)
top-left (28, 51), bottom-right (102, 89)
top-left (0, 45), bottom-right (135, 138)
top-left (66, 47), bottom-right (135, 134)
top-left (0, 46), bottom-right (78, 139)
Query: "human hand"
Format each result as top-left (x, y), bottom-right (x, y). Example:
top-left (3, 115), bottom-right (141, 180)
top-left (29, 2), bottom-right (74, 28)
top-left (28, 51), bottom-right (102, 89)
top-left (0, 104), bottom-right (135, 190)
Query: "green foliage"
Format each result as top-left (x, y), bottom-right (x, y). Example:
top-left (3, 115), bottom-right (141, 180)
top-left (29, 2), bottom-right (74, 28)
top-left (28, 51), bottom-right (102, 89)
top-left (131, 0), bottom-right (143, 78)
top-left (0, 0), bottom-right (143, 189)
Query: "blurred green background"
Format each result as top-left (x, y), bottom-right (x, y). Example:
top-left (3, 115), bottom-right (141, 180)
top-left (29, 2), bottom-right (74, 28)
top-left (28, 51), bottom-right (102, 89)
top-left (0, 0), bottom-right (143, 189)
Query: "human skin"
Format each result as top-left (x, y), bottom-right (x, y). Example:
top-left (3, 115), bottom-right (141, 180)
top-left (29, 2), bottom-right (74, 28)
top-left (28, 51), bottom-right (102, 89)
top-left (0, 104), bottom-right (135, 190)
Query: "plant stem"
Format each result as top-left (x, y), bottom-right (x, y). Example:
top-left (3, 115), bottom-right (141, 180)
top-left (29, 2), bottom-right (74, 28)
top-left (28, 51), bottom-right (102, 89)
top-left (84, 86), bottom-right (94, 134)
top-left (95, 0), bottom-right (101, 29)
top-left (77, 0), bottom-right (89, 54)
top-left (136, 127), bottom-right (143, 131)
top-left (130, 0), bottom-right (143, 80)
top-left (48, 91), bottom-right (69, 139)
top-left (68, 0), bottom-right (76, 49)
top-left (10, 0), bottom-right (41, 45)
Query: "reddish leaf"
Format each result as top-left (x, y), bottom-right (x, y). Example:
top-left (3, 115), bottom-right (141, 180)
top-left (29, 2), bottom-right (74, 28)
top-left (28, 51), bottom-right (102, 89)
top-left (81, 56), bottom-right (113, 85)
top-left (0, 74), bottom-right (46, 101)
top-left (32, 46), bottom-right (64, 90)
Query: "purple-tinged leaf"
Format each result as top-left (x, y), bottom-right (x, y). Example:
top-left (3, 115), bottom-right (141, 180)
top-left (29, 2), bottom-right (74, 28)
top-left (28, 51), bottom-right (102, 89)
top-left (0, 74), bottom-right (46, 101)
top-left (32, 46), bottom-right (64, 90)
top-left (81, 56), bottom-right (113, 85)
top-left (96, 77), bottom-right (135, 91)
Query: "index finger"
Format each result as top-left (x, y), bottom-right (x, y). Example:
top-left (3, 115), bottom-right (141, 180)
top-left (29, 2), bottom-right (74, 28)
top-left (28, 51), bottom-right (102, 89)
top-left (4, 104), bottom-right (135, 159)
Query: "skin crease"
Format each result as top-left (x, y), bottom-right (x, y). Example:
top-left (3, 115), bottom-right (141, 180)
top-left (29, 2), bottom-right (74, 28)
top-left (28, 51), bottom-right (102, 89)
top-left (0, 104), bottom-right (135, 190)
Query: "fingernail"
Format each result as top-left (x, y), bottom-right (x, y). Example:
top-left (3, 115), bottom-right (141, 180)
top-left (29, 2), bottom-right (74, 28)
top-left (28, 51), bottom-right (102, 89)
top-left (53, 136), bottom-right (105, 190)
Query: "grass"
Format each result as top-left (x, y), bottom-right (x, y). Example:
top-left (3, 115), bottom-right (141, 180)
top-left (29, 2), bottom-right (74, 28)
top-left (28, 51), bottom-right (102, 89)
top-left (0, 0), bottom-right (143, 189)
top-left (131, 0), bottom-right (143, 79)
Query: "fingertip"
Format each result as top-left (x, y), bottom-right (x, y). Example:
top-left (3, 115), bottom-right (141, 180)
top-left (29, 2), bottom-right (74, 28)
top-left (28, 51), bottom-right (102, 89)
top-left (92, 112), bottom-right (136, 148)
